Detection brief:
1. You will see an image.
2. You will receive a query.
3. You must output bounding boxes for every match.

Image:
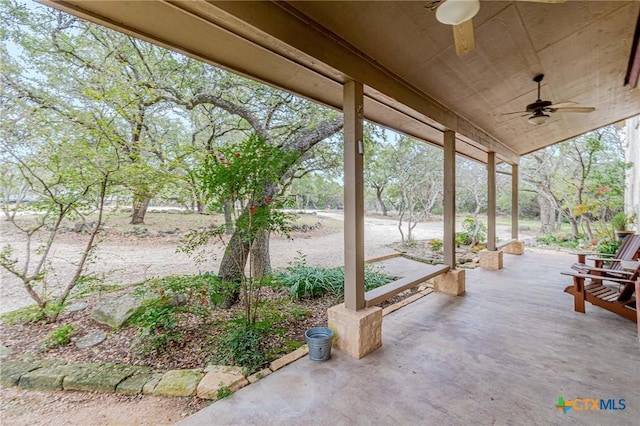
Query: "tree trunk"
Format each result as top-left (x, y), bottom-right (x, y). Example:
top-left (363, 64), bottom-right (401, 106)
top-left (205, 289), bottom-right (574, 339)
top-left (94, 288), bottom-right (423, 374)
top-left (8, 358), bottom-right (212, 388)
top-left (250, 230), bottom-right (271, 280)
top-left (196, 199), bottom-right (206, 214)
top-left (217, 223), bottom-right (249, 308)
top-left (375, 186), bottom-right (388, 216)
top-left (397, 210), bottom-right (406, 245)
top-left (538, 195), bottom-right (554, 234)
top-left (223, 199), bottom-right (233, 234)
top-left (569, 216), bottom-right (579, 238)
top-left (130, 196), bottom-right (150, 224)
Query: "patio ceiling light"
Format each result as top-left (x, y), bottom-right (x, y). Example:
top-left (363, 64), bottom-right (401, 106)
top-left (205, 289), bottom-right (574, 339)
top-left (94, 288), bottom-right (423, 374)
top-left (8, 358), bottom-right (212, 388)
top-left (528, 111), bottom-right (550, 125)
top-left (435, 0), bottom-right (480, 26)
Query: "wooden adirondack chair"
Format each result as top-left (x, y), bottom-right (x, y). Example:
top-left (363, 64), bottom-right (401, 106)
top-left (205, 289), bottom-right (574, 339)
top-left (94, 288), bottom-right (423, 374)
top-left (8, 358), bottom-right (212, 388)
top-left (571, 234), bottom-right (640, 275)
top-left (562, 265), bottom-right (639, 323)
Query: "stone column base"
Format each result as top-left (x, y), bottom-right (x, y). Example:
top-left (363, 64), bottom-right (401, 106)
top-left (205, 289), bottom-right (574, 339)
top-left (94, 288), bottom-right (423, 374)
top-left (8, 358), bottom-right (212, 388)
top-left (327, 304), bottom-right (382, 359)
top-left (479, 249), bottom-right (503, 270)
top-left (433, 269), bottom-right (466, 295)
top-left (503, 241), bottom-right (525, 255)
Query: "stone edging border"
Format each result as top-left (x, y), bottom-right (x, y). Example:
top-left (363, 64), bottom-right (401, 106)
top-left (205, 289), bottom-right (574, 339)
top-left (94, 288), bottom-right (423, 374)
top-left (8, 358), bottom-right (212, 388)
top-left (0, 284), bottom-right (435, 399)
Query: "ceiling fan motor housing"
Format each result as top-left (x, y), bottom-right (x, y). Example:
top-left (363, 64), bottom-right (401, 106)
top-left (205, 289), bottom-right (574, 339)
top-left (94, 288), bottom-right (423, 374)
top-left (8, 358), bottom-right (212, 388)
top-left (526, 100), bottom-right (552, 112)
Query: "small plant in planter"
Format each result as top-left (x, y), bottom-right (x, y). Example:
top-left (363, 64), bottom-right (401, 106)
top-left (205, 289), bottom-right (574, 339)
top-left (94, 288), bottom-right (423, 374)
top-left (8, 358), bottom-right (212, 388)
top-left (611, 212), bottom-right (635, 241)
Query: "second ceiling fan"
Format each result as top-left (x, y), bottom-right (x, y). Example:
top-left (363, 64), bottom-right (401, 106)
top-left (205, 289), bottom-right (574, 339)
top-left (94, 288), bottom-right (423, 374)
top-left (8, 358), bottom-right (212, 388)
top-left (428, 0), bottom-right (566, 55)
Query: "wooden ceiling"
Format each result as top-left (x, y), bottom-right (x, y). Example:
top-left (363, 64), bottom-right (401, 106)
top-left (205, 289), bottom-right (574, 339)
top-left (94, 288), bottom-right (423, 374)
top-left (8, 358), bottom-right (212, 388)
top-left (40, 1), bottom-right (640, 165)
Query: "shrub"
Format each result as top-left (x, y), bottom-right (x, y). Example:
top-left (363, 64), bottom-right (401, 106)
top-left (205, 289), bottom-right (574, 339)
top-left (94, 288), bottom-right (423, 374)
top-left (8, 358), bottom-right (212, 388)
top-left (455, 232), bottom-right (472, 247)
top-left (596, 238), bottom-right (620, 255)
top-left (129, 302), bottom-right (182, 358)
top-left (272, 259), bottom-right (391, 301)
top-left (210, 318), bottom-right (267, 374)
top-left (460, 216), bottom-right (487, 245)
top-left (1, 302), bottom-right (66, 325)
top-left (128, 273), bottom-right (234, 357)
top-left (429, 239), bottom-right (444, 252)
top-left (44, 324), bottom-right (75, 349)
top-left (611, 212), bottom-right (629, 231)
top-left (535, 234), bottom-right (584, 249)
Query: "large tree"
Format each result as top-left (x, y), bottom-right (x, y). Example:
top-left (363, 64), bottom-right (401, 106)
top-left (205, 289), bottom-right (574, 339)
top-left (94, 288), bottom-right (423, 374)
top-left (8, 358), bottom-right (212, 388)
top-left (3, 1), bottom-right (344, 299)
top-left (385, 137), bottom-right (443, 243)
top-left (2, 2), bottom-right (200, 224)
top-left (521, 126), bottom-right (628, 238)
top-left (1, 41), bottom-right (116, 320)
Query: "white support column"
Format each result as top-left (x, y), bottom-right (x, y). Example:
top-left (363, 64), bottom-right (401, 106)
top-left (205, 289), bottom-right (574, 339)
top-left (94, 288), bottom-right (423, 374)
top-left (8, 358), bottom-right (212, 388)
top-left (443, 130), bottom-right (456, 269)
top-left (487, 151), bottom-right (496, 252)
top-left (343, 80), bottom-right (365, 311)
top-left (512, 163), bottom-right (519, 240)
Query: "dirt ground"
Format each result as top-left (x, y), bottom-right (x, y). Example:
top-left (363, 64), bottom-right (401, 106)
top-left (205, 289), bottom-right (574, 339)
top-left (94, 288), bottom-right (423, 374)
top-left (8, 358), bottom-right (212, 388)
top-left (0, 210), bottom-right (522, 425)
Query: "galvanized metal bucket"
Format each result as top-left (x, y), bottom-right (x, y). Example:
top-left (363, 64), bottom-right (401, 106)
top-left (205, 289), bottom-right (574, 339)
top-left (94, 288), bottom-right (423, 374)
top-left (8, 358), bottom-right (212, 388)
top-left (304, 327), bottom-right (333, 361)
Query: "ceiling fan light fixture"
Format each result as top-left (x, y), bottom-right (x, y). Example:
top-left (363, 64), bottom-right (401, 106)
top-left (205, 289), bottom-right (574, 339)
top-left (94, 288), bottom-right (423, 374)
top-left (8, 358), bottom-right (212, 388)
top-left (435, 0), bottom-right (480, 25)
top-left (528, 111), bottom-right (550, 126)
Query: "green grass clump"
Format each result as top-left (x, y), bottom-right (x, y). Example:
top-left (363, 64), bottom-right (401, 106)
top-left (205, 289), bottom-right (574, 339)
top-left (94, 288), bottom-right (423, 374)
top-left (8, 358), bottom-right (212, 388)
top-left (44, 324), bottom-right (76, 349)
top-left (536, 234), bottom-right (585, 249)
top-left (1, 302), bottom-right (65, 325)
top-left (272, 257), bottom-right (391, 301)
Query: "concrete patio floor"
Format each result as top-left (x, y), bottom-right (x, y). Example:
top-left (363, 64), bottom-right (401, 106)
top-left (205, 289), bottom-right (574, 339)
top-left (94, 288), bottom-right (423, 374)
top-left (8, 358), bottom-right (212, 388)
top-left (180, 250), bottom-right (640, 425)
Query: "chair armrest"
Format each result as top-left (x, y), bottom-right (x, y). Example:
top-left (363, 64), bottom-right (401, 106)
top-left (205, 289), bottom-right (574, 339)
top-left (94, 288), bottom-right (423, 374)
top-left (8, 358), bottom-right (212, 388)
top-left (561, 271), bottom-right (635, 284)
top-left (570, 250), bottom-right (597, 256)
top-left (573, 267), bottom-right (634, 275)
top-left (585, 256), bottom-right (621, 262)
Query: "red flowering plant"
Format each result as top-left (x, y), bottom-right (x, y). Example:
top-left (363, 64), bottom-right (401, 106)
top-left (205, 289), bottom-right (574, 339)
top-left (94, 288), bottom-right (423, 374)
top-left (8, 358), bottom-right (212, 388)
top-left (182, 135), bottom-right (299, 323)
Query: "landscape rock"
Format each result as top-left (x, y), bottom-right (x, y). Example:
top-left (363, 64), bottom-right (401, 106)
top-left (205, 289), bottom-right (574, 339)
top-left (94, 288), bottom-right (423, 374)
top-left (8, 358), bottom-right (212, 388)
top-left (269, 346), bottom-right (308, 371)
top-left (63, 363), bottom-right (147, 393)
top-left (142, 373), bottom-right (164, 395)
top-left (247, 368), bottom-right (272, 384)
top-left (0, 361), bottom-right (41, 387)
top-left (91, 292), bottom-right (146, 328)
top-left (65, 301), bottom-right (88, 312)
top-left (19, 364), bottom-right (73, 391)
top-left (75, 331), bottom-right (107, 349)
top-left (197, 366), bottom-right (248, 400)
top-left (0, 344), bottom-right (13, 359)
top-left (204, 365), bottom-right (245, 375)
top-left (153, 369), bottom-right (204, 397)
top-left (116, 373), bottom-right (157, 395)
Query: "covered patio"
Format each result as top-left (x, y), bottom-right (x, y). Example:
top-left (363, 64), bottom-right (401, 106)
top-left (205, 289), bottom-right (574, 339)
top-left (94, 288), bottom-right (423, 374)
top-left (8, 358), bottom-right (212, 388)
top-left (179, 250), bottom-right (639, 424)
top-left (40, 0), bottom-right (640, 412)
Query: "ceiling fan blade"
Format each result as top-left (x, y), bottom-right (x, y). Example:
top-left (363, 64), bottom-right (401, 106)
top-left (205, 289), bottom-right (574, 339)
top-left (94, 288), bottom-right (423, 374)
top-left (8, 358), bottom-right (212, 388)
top-left (548, 101), bottom-right (577, 109)
top-left (501, 111), bottom-right (529, 116)
top-left (552, 107), bottom-right (596, 113)
top-left (453, 19), bottom-right (475, 56)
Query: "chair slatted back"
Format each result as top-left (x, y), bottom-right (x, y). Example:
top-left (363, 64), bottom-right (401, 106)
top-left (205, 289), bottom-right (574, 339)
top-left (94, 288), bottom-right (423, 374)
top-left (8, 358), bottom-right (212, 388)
top-left (610, 234), bottom-right (640, 271)
top-left (617, 265), bottom-right (640, 302)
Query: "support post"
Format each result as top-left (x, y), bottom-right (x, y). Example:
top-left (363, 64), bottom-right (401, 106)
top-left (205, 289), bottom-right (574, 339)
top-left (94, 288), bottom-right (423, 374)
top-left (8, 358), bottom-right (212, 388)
top-left (487, 151), bottom-right (496, 251)
top-left (443, 130), bottom-right (456, 269)
top-left (343, 80), bottom-right (365, 311)
top-left (438, 131), bottom-right (466, 292)
top-left (511, 163), bottom-right (519, 240)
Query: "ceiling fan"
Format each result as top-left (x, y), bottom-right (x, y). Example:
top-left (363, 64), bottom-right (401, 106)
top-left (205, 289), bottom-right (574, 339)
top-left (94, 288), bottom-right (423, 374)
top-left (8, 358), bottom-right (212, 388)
top-left (427, 0), bottom-right (566, 55)
top-left (503, 74), bottom-right (596, 125)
